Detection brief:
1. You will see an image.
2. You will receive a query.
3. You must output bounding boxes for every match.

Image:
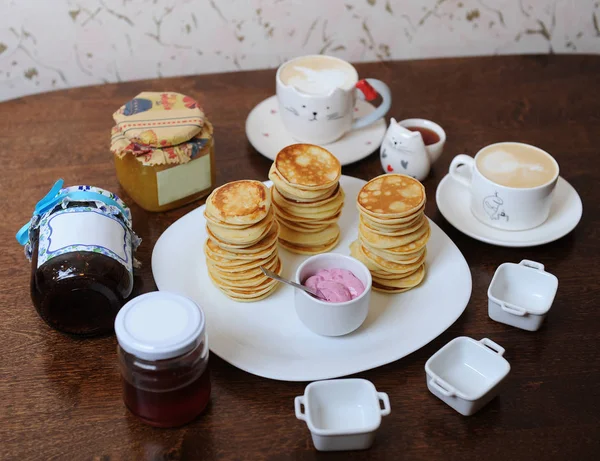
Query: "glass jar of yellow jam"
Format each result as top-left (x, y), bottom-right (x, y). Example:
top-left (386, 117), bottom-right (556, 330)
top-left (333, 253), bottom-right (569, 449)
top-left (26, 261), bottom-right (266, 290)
top-left (111, 92), bottom-right (216, 212)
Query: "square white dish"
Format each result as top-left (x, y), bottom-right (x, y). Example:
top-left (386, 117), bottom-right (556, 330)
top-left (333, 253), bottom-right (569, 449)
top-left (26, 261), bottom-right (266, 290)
top-left (425, 337), bottom-right (511, 416)
top-left (488, 259), bottom-right (558, 331)
top-left (152, 175), bottom-right (472, 381)
top-left (294, 378), bottom-right (390, 451)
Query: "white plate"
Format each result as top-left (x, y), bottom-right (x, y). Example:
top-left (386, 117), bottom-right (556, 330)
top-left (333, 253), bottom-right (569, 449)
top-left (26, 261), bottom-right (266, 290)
top-left (245, 95), bottom-right (386, 166)
top-left (152, 176), bottom-right (472, 382)
top-left (436, 174), bottom-right (583, 247)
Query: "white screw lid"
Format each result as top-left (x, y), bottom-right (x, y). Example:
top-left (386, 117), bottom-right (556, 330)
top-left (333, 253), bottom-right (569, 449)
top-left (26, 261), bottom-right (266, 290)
top-left (115, 291), bottom-right (205, 361)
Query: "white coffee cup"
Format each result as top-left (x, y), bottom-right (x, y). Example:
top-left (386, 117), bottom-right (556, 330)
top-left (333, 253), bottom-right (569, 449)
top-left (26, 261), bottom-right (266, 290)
top-left (276, 55), bottom-right (391, 145)
top-left (449, 142), bottom-right (559, 231)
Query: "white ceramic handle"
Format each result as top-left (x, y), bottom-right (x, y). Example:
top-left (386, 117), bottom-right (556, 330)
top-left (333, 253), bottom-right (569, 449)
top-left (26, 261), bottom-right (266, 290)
top-left (480, 338), bottom-right (506, 356)
top-left (294, 396), bottom-right (306, 421)
top-left (352, 79), bottom-right (391, 130)
top-left (501, 302), bottom-right (527, 317)
top-left (429, 378), bottom-right (456, 397)
top-left (519, 260), bottom-right (545, 272)
top-left (448, 155), bottom-right (475, 188)
top-left (377, 392), bottom-right (391, 416)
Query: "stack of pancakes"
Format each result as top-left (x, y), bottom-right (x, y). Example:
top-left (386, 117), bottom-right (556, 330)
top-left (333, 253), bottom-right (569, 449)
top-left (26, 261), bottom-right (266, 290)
top-left (204, 180), bottom-right (282, 302)
top-left (350, 174), bottom-right (430, 293)
top-left (268, 144), bottom-right (344, 255)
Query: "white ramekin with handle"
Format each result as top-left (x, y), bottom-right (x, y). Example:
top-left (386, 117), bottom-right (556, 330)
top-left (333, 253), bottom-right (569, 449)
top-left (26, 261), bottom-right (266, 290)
top-left (488, 259), bottom-right (558, 331)
top-left (294, 378), bottom-right (391, 451)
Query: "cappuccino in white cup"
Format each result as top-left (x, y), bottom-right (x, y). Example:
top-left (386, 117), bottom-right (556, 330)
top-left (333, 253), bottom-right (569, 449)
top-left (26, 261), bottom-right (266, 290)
top-left (476, 143), bottom-right (558, 189)
top-left (449, 142), bottom-right (559, 231)
top-left (279, 56), bottom-right (357, 95)
top-left (276, 55), bottom-right (392, 145)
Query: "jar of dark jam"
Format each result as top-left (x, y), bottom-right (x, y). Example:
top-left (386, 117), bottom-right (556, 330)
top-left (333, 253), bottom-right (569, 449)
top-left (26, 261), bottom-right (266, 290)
top-left (19, 183), bottom-right (139, 336)
top-left (115, 292), bottom-right (211, 428)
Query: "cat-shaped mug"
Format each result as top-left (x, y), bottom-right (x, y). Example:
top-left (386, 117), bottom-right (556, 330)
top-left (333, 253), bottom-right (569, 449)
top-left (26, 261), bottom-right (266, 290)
top-left (380, 118), bottom-right (446, 181)
top-left (276, 55), bottom-right (392, 145)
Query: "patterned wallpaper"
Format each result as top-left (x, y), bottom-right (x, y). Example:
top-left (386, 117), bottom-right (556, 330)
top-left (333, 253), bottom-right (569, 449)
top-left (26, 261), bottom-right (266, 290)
top-left (1, 0), bottom-right (599, 102)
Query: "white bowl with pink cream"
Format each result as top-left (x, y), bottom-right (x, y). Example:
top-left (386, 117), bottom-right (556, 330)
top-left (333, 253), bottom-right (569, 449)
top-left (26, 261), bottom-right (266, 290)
top-left (294, 253), bottom-right (372, 336)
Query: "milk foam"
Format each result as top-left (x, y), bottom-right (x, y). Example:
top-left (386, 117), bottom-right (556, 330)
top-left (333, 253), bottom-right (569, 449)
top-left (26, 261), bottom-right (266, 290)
top-left (480, 149), bottom-right (548, 175)
top-left (287, 66), bottom-right (351, 95)
top-left (477, 146), bottom-right (557, 188)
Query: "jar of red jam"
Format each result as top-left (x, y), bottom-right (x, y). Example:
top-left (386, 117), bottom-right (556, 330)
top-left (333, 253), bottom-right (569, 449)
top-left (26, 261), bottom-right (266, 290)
top-left (18, 181), bottom-right (139, 336)
top-left (115, 292), bottom-right (211, 427)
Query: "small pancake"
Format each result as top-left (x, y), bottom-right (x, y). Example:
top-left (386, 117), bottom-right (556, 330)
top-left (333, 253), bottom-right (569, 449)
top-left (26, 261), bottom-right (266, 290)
top-left (360, 212), bottom-right (424, 233)
top-left (206, 252), bottom-right (278, 278)
top-left (205, 240), bottom-right (277, 263)
top-left (269, 166), bottom-right (338, 200)
top-left (350, 240), bottom-right (425, 275)
top-left (227, 283), bottom-right (280, 303)
top-left (207, 208), bottom-right (274, 244)
top-left (272, 186), bottom-right (344, 218)
top-left (206, 249), bottom-right (278, 273)
top-left (209, 258), bottom-right (282, 289)
top-left (279, 202), bottom-right (343, 220)
top-left (207, 253), bottom-right (279, 281)
top-left (359, 204), bottom-right (426, 226)
top-left (207, 221), bottom-right (279, 254)
top-left (358, 219), bottom-right (429, 249)
top-left (216, 270), bottom-right (281, 297)
top-left (359, 214), bottom-right (425, 237)
top-left (220, 277), bottom-right (278, 295)
top-left (362, 244), bottom-right (425, 264)
top-left (207, 218), bottom-right (276, 249)
top-left (278, 223), bottom-right (339, 246)
top-left (273, 202), bottom-right (342, 223)
top-left (206, 180), bottom-right (270, 225)
top-left (375, 226), bottom-right (431, 255)
top-left (279, 233), bottom-right (341, 255)
top-left (274, 215), bottom-right (330, 234)
top-left (208, 258), bottom-right (282, 289)
top-left (359, 243), bottom-right (426, 274)
top-left (211, 274), bottom-right (279, 299)
top-left (204, 210), bottom-right (259, 230)
top-left (371, 283), bottom-right (412, 294)
top-left (272, 183), bottom-right (343, 209)
top-left (372, 264), bottom-right (426, 288)
top-left (370, 266), bottom-right (420, 280)
top-left (274, 144), bottom-right (341, 189)
top-left (357, 174), bottom-right (425, 218)
top-left (274, 205), bottom-right (342, 225)
top-left (276, 181), bottom-right (339, 203)
top-left (205, 232), bottom-right (278, 261)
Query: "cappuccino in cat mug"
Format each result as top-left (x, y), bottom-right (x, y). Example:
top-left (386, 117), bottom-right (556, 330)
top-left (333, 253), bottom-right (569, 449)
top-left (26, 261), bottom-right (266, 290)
top-left (276, 55), bottom-right (392, 144)
top-left (449, 142), bottom-right (559, 231)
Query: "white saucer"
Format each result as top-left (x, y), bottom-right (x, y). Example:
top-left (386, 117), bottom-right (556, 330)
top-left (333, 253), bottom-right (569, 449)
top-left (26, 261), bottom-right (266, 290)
top-left (245, 95), bottom-right (386, 166)
top-left (436, 174), bottom-right (583, 247)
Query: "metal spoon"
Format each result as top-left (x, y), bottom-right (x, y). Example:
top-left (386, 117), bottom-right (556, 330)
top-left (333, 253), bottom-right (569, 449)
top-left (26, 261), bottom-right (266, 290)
top-left (260, 266), bottom-right (325, 300)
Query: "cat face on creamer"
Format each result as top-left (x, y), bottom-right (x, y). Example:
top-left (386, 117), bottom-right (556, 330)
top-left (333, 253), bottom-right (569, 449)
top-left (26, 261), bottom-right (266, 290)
top-left (380, 118), bottom-right (431, 181)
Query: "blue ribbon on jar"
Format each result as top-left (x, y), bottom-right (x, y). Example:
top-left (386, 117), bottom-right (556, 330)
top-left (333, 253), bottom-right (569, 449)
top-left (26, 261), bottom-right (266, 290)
top-left (16, 179), bottom-right (131, 246)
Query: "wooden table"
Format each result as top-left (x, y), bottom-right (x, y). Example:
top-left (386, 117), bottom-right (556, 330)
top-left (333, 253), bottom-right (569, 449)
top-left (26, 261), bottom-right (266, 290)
top-left (1, 55), bottom-right (599, 461)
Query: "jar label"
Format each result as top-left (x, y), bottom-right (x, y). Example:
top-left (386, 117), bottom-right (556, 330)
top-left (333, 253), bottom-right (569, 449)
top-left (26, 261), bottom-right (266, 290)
top-left (37, 206), bottom-right (133, 273)
top-left (156, 154), bottom-right (211, 206)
